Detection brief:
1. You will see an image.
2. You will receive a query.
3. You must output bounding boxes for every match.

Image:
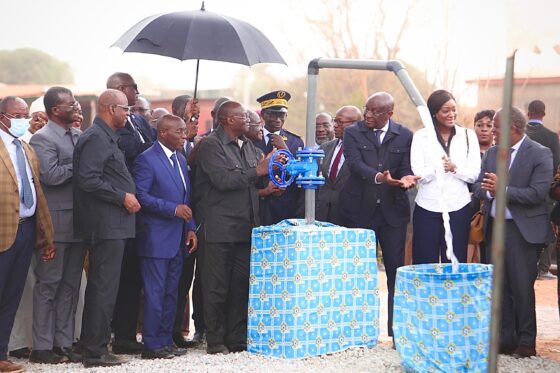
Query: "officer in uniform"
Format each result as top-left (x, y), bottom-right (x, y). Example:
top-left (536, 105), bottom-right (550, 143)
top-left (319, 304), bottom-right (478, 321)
top-left (253, 91), bottom-right (304, 225)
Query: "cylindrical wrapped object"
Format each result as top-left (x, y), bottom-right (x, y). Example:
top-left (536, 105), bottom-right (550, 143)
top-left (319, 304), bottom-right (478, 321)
top-left (248, 219), bottom-right (379, 358)
top-left (393, 263), bottom-right (493, 372)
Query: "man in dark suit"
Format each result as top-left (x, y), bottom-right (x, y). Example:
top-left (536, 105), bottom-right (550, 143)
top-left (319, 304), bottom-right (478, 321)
top-left (73, 89), bottom-right (140, 367)
top-left (525, 99), bottom-right (559, 280)
top-left (0, 96), bottom-right (55, 373)
top-left (194, 101), bottom-right (271, 355)
top-left (29, 87), bottom-right (85, 364)
top-left (339, 92), bottom-right (418, 338)
top-left (133, 115), bottom-right (197, 360)
top-left (106, 73), bottom-right (155, 354)
top-left (474, 107), bottom-right (553, 358)
top-left (316, 106), bottom-right (361, 225)
top-left (253, 90), bottom-right (304, 225)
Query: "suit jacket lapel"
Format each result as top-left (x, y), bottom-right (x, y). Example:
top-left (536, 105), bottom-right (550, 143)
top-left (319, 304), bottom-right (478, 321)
top-left (155, 143), bottom-right (184, 195)
top-left (358, 122), bottom-right (378, 147)
top-left (0, 139), bottom-right (17, 184)
top-left (508, 137), bottom-right (529, 180)
top-left (321, 140), bottom-right (336, 177)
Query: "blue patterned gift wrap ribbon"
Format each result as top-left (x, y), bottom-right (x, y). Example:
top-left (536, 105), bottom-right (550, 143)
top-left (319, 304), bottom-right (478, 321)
top-left (393, 263), bottom-right (493, 373)
top-left (247, 219), bottom-right (379, 358)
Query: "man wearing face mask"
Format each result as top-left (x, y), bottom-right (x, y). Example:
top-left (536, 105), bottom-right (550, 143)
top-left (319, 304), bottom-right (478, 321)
top-left (0, 96), bottom-right (55, 373)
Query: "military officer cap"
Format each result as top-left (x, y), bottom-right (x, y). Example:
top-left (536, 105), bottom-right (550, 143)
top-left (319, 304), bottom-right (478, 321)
top-left (256, 90), bottom-right (291, 113)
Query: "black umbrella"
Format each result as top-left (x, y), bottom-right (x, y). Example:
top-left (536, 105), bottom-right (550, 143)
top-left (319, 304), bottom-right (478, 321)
top-left (111, 2), bottom-right (286, 98)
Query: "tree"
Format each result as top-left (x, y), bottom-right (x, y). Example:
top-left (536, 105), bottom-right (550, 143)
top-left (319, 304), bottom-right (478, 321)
top-left (0, 48), bottom-right (74, 84)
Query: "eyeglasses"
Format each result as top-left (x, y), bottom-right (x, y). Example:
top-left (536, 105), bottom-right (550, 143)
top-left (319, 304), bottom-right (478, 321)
top-left (2, 112), bottom-right (31, 120)
top-left (363, 107), bottom-right (391, 117)
top-left (114, 104), bottom-right (132, 113)
top-left (119, 83), bottom-right (138, 91)
top-left (230, 114), bottom-right (250, 122)
top-left (334, 119), bottom-right (355, 125)
top-left (264, 112), bottom-right (287, 120)
top-left (56, 101), bottom-right (81, 111)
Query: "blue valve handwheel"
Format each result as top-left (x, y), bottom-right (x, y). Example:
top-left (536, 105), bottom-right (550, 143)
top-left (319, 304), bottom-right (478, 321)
top-left (268, 149), bottom-right (295, 188)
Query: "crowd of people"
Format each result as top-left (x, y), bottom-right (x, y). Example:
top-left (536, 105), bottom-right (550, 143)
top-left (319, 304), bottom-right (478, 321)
top-left (0, 73), bottom-right (558, 372)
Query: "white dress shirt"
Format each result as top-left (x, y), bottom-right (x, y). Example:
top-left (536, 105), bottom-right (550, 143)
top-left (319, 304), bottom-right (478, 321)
top-left (262, 127), bottom-right (280, 145)
top-left (0, 129), bottom-right (37, 217)
top-left (489, 135), bottom-right (526, 219)
top-left (159, 141), bottom-right (186, 190)
top-left (328, 139), bottom-right (345, 178)
top-left (411, 125), bottom-right (481, 212)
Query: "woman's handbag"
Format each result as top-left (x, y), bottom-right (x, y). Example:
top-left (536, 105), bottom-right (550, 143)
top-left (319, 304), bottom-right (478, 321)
top-left (469, 207), bottom-right (484, 244)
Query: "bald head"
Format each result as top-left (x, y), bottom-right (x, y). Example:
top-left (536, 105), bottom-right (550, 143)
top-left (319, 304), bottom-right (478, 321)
top-left (97, 89), bottom-right (128, 131)
top-left (333, 105), bottom-right (362, 139)
top-left (0, 96), bottom-right (27, 114)
top-left (106, 72), bottom-right (133, 89)
top-left (156, 114), bottom-right (181, 131)
top-left (211, 96), bottom-right (232, 129)
top-left (367, 92), bottom-right (394, 110)
top-left (98, 89), bottom-right (127, 111)
top-left (106, 72), bottom-right (138, 106)
top-left (217, 101), bottom-right (243, 122)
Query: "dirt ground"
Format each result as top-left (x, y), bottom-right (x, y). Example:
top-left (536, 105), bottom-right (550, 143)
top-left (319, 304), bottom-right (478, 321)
top-left (535, 278), bottom-right (560, 361)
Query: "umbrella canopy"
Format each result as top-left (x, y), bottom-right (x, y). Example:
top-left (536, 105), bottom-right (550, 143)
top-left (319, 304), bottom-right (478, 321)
top-left (111, 2), bottom-right (286, 97)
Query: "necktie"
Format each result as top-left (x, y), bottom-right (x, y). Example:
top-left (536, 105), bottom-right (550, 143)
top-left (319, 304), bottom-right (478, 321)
top-left (374, 129), bottom-right (383, 146)
top-left (129, 117), bottom-right (145, 143)
top-left (266, 133), bottom-right (275, 153)
top-left (13, 139), bottom-right (34, 208)
top-left (329, 144), bottom-right (343, 182)
top-left (171, 153), bottom-right (186, 193)
top-left (66, 130), bottom-right (75, 146)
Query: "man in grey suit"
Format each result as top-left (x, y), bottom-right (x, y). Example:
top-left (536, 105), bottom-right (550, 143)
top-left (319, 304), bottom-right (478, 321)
top-left (474, 107), bottom-right (553, 358)
top-left (73, 89), bottom-right (140, 368)
top-left (316, 106), bottom-right (361, 225)
top-left (28, 87), bottom-right (86, 364)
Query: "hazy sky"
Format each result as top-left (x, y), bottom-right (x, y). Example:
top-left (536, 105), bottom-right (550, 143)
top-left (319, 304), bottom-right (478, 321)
top-left (1, 0), bottom-right (558, 100)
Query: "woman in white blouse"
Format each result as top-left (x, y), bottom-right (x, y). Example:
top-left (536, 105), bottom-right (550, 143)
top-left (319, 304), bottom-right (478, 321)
top-left (411, 90), bottom-right (481, 264)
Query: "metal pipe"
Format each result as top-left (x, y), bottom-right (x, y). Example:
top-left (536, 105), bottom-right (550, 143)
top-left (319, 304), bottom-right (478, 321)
top-left (304, 62), bottom-right (319, 224)
top-left (487, 52), bottom-right (516, 373)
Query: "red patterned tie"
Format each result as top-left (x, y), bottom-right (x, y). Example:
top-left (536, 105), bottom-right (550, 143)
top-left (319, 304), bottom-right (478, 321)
top-left (329, 144), bottom-right (343, 182)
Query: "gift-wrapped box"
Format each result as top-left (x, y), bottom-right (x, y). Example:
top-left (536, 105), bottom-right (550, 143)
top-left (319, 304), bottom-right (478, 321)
top-left (247, 219), bottom-right (379, 359)
top-left (393, 263), bottom-right (493, 372)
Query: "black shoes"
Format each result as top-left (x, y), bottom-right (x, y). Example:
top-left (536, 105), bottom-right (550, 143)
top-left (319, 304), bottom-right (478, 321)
top-left (29, 349), bottom-right (68, 364)
top-left (166, 346), bottom-right (187, 356)
top-left (185, 332), bottom-right (206, 348)
top-left (227, 343), bottom-right (246, 353)
top-left (112, 340), bottom-right (143, 355)
top-left (8, 347), bottom-right (31, 359)
top-left (141, 348), bottom-right (174, 360)
top-left (53, 346), bottom-right (82, 363)
top-left (82, 352), bottom-right (127, 368)
top-left (207, 344), bottom-right (229, 355)
top-left (172, 333), bottom-right (190, 348)
top-left (513, 345), bottom-right (537, 358)
top-left (499, 344), bottom-right (517, 356)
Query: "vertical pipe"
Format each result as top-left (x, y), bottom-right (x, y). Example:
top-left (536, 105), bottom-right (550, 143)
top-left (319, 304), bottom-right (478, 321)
top-left (487, 52), bottom-right (515, 373)
top-left (305, 63), bottom-right (319, 224)
top-left (193, 59), bottom-right (200, 99)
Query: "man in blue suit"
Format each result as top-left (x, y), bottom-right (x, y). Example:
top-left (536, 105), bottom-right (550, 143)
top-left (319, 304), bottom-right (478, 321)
top-left (339, 92), bottom-right (418, 339)
top-left (253, 90), bottom-right (304, 224)
top-left (132, 115), bottom-right (198, 360)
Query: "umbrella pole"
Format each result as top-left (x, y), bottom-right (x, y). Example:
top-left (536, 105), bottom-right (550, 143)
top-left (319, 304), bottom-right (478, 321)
top-left (193, 59), bottom-right (200, 99)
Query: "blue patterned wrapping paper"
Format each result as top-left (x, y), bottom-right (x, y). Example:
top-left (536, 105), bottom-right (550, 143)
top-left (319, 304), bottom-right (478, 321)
top-left (393, 263), bottom-right (493, 373)
top-left (247, 219), bottom-right (379, 359)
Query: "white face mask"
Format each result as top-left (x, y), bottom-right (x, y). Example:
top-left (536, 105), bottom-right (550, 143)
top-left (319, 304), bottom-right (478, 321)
top-left (1, 115), bottom-right (30, 138)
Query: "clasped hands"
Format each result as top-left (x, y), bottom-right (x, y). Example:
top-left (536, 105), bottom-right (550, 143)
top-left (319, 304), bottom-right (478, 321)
top-left (442, 155), bottom-right (457, 173)
top-left (376, 170), bottom-right (420, 189)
